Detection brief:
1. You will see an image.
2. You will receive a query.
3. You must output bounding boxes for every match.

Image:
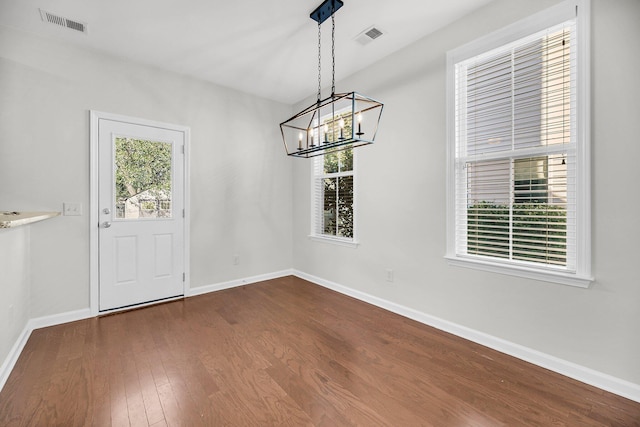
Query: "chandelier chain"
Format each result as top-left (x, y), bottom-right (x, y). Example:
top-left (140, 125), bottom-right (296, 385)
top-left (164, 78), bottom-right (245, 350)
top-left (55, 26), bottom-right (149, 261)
top-left (331, 11), bottom-right (336, 96)
top-left (317, 21), bottom-right (322, 104)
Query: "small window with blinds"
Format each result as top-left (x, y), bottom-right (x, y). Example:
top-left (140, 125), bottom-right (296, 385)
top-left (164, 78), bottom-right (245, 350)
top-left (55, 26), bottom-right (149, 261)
top-left (446, 0), bottom-right (591, 287)
top-left (311, 144), bottom-right (356, 244)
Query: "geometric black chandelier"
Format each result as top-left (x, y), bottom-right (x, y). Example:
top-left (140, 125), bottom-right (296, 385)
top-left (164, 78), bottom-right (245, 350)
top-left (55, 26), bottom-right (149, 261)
top-left (279, 0), bottom-right (383, 158)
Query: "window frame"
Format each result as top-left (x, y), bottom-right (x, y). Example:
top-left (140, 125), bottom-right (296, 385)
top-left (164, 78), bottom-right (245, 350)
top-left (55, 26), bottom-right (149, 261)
top-left (445, 0), bottom-right (591, 287)
top-left (309, 147), bottom-right (359, 248)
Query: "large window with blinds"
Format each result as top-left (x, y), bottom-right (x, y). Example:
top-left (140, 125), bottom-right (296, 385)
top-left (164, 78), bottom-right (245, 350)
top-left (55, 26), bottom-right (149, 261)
top-left (446, 0), bottom-right (591, 286)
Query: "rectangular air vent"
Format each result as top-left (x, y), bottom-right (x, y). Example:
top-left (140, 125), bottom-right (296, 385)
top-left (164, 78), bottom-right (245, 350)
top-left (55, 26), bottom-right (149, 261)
top-left (355, 26), bottom-right (384, 46)
top-left (365, 28), bottom-right (383, 40)
top-left (39, 9), bottom-right (87, 34)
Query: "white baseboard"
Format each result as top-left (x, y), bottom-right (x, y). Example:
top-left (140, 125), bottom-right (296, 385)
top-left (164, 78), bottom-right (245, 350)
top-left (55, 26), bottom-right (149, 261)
top-left (293, 270), bottom-right (640, 404)
top-left (0, 307), bottom-right (92, 392)
top-left (27, 308), bottom-right (92, 331)
top-left (187, 269), bottom-right (293, 297)
top-left (0, 324), bottom-right (32, 393)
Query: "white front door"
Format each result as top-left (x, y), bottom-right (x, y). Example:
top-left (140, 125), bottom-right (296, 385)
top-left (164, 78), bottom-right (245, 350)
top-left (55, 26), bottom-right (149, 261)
top-left (96, 114), bottom-right (187, 311)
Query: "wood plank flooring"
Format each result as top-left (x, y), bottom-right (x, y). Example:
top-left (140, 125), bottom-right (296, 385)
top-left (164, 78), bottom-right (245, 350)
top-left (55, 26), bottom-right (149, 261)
top-left (1, 276), bottom-right (639, 426)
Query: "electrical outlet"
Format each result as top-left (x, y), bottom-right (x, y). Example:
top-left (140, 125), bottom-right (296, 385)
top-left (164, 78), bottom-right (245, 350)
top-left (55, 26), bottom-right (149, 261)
top-left (386, 269), bottom-right (394, 283)
top-left (233, 254), bottom-right (240, 265)
top-left (63, 202), bottom-right (82, 216)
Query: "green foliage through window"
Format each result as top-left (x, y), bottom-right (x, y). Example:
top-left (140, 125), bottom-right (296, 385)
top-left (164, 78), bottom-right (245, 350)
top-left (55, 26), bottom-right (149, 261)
top-left (115, 138), bottom-right (172, 219)
top-left (322, 174), bottom-right (354, 238)
top-left (467, 202), bottom-right (567, 265)
top-left (319, 147), bottom-right (354, 239)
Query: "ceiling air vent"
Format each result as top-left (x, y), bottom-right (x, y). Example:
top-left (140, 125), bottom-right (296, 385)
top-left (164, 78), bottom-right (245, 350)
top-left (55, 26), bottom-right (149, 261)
top-left (355, 26), bottom-right (384, 46)
top-left (39, 9), bottom-right (88, 34)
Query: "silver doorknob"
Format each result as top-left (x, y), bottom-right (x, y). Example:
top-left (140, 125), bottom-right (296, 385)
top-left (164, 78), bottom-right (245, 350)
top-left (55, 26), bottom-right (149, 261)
top-left (101, 221), bottom-right (112, 228)
top-left (103, 208), bottom-right (111, 214)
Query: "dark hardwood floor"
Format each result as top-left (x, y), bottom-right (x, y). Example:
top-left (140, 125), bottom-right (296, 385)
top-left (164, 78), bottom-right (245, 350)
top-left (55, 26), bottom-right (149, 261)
top-left (1, 276), bottom-right (639, 426)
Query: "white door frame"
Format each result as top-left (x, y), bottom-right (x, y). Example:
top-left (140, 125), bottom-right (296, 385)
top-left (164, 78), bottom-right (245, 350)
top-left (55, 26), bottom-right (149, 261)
top-left (89, 111), bottom-right (190, 316)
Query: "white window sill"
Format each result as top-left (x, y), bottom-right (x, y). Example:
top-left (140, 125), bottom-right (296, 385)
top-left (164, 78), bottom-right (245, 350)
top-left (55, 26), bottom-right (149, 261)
top-left (308, 235), bottom-right (359, 248)
top-left (445, 255), bottom-right (593, 288)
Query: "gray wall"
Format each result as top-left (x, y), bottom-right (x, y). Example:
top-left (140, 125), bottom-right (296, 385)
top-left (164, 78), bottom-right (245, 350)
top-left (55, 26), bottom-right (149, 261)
top-left (0, 25), bottom-right (293, 364)
top-left (292, 0), bottom-right (640, 385)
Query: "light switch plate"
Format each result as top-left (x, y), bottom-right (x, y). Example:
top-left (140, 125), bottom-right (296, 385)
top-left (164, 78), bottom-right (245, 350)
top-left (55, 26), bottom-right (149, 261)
top-left (63, 202), bottom-right (82, 216)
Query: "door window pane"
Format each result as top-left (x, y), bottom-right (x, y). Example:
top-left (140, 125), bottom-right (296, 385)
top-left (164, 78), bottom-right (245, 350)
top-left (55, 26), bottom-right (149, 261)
top-left (114, 137), bottom-right (172, 219)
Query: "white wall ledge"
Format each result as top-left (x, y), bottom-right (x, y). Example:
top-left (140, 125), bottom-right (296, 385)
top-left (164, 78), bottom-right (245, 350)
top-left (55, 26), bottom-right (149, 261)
top-left (0, 211), bottom-right (60, 229)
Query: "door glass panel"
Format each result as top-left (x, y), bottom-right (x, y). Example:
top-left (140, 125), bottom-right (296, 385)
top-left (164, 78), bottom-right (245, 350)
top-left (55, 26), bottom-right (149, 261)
top-left (114, 137), bottom-right (172, 219)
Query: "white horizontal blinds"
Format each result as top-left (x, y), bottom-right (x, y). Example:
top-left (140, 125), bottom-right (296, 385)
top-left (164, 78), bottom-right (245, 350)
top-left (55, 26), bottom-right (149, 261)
top-left (465, 160), bottom-right (511, 259)
top-left (515, 29), bottom-right (574, 150)
top-left (512, 155), bottom-right (572, 266)
top-left (312, 148), bottom-right (355, 239)
top-left (456, 19), bottom-right (577, 270)
top-left (465, 51), bottom-right (513, 155)
top-left (312, 156), bottom-right (325, 236)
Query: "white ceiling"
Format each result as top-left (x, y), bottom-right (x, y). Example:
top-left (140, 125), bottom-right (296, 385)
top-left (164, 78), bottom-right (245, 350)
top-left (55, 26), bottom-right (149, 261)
top-left (0, 0), bottom-right (493, 104)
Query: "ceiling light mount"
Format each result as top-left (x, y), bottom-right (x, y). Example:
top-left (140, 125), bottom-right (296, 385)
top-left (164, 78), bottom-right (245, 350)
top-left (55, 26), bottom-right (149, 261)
top-left (280, 0), bottom-right (383, 159)
top-left (310, 0), bottom-right (344, 25)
